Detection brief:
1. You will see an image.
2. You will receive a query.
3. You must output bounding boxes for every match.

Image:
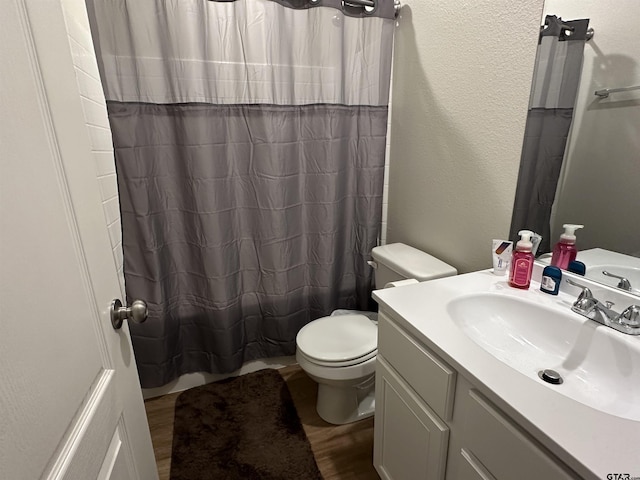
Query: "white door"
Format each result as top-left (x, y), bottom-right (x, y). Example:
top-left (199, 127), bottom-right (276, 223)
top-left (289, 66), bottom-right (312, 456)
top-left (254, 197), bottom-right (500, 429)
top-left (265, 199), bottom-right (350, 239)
top-left (0, 1), bottom-right (158, 479)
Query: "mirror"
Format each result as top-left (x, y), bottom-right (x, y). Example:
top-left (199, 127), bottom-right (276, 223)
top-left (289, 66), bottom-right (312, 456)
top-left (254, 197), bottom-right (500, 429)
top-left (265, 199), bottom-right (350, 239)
top-left (577, 249), bottom-right (640, 296)
top-left (532, 0), bottom-right (640, 294)
top-left (539, 248), bottom-right (640, 296)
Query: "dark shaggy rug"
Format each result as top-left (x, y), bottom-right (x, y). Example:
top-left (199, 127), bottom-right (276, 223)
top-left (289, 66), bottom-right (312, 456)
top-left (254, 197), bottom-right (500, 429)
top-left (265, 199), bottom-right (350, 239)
top-left (169, 368), bottom-right (323, 480)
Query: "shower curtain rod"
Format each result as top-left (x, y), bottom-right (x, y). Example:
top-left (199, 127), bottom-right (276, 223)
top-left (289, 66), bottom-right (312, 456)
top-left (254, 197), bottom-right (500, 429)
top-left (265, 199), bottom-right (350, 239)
top-left (344, 0), bottom-right (375, 6)
top-left (594, 85), bottom-right (640, 98)
top-left (542, 18), bottom-right (595, 41)
top-left (342, 0), bottom-right (402, 17)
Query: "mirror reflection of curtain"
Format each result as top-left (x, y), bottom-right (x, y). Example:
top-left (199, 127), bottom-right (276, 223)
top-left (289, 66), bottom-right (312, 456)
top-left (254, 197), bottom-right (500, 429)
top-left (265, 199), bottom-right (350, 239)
top-left (510, 15), bottom-right (590, 253)
top-left (86, 0), bottom-right (396, 388)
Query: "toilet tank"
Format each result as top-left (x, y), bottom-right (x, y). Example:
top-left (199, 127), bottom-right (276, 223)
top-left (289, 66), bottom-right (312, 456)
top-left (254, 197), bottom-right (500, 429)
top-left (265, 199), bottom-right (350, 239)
top-left (371, 243), bottom-right (457, 288)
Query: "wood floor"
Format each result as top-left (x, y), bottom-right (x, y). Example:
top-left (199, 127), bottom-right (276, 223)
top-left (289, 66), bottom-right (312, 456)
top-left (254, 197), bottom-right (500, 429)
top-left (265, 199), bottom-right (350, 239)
top-left (144, 364), bottom-right (380, 480)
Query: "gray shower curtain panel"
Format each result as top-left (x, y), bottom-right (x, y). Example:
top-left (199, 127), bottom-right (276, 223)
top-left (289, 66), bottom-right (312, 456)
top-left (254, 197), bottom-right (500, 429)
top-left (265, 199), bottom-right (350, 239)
top-left (510, 15), bottom-right (590, 253)
top-left (88, 0), bottom-right (396, 387)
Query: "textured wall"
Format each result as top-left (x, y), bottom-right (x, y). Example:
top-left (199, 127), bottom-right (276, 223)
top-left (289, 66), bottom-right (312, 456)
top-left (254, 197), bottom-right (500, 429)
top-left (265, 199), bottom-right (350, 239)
top-left (546, 0), bottom-right (640, 257)
top-left (60, 0), bottom-right (125, 295)
top-left (386, 0), bottom-right (544, 273)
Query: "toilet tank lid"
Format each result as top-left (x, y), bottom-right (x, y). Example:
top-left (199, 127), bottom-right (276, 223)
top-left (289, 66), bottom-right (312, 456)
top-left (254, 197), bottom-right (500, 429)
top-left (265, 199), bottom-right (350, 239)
top-left (371, 243), bottom-right (457, 281)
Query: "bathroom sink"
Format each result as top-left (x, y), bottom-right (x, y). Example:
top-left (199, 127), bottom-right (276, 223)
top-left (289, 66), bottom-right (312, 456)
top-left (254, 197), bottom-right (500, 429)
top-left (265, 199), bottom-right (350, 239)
top-left (447, 293), bottom-right (640, 421)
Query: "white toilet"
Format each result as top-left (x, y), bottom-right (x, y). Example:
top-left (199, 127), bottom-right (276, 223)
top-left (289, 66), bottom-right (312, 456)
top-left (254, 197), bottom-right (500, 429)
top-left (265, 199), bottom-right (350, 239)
top-left (295, 243), bottom-right (457, 424)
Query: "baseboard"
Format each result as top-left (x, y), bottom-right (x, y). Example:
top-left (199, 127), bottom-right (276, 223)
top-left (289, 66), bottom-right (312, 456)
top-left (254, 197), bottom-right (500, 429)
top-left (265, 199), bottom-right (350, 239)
top-left (142, 355), bottom-right (298, 399)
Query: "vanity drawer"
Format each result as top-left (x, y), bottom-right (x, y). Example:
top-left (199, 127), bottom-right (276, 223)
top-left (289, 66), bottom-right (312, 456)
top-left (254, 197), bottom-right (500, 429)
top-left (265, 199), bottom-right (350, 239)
top-left (462, 389), bottom-right (578, 480)
top-left (378, 312), bottom-right (456, 420)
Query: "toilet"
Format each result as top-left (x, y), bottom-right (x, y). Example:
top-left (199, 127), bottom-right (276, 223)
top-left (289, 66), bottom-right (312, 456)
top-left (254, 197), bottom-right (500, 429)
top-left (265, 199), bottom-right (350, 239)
top-left (295, 243), bottom-right (457, 424)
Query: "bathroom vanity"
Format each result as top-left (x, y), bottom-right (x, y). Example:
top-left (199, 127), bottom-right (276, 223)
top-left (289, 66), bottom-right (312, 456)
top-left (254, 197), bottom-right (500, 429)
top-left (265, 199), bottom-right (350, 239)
top-left (372, 269), bottom-right (640, 480)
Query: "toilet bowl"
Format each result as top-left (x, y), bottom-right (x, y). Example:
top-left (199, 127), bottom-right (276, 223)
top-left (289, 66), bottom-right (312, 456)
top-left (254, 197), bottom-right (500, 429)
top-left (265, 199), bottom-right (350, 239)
top-left (296, 243), bottom-right (457, 425)
top-left (296, 313), bottom-right (378, 425)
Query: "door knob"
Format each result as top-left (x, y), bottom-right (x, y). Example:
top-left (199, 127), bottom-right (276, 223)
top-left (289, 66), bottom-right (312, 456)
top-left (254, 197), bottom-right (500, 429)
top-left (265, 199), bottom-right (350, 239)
top-left (110, 299), bottom-right (148, 330)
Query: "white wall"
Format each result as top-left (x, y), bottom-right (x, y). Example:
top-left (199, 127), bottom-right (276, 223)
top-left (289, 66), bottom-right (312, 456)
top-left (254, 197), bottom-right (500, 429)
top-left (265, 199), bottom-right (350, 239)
top-left (547, 0), bottom-right (640, 257)
top-left (385, 0), bottom-right (544, 273)
top-left (60, 0), bottom-right (125, 296)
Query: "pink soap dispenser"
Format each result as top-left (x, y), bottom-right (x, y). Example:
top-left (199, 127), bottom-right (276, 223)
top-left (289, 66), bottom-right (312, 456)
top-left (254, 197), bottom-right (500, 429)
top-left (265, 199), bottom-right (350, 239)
top-left (550, 224), bottom-right (584, 270)
top-left (508, 230), bottom-right (534, 289)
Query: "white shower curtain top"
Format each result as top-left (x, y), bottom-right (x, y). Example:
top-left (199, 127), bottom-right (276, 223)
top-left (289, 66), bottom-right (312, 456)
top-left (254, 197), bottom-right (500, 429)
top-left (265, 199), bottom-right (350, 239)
top-left (90, 0), bottom-right (395, 106)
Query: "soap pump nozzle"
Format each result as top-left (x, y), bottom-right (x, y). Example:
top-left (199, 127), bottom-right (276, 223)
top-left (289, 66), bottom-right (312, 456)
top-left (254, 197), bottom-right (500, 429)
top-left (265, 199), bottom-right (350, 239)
top-left (516, 230), bottom-right (534, 251)
top-left (560, 224), bottom-right (584, 243)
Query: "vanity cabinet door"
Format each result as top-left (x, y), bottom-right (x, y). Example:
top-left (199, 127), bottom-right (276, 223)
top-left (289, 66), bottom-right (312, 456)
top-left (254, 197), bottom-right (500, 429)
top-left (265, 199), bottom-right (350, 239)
top-left (374, 357), bottom-right (449, 480)
top-left (459, 390), bottom-right (578, 480)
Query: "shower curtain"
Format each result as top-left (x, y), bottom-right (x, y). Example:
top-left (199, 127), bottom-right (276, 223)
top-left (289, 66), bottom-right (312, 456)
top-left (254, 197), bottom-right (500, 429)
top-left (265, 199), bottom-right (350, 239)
top-left (87, 0), bottom-right (396, 388)
top-left (510, 15), bottom-right (590, 253)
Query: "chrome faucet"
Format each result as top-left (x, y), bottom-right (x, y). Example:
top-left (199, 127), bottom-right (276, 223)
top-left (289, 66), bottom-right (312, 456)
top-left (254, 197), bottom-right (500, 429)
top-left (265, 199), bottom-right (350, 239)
top-left (566, 278), bottom-right (640, 335)
top-left (602, 270), bottom-right (632, 291)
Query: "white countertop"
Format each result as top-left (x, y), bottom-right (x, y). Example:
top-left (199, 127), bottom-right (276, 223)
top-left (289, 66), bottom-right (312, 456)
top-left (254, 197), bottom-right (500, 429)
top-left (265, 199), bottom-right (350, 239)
top-left (373, 270), bottom-right (640, 480)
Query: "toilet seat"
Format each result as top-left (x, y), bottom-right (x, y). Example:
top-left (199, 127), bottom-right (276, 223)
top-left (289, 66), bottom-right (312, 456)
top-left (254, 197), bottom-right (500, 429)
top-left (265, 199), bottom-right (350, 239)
top-left (297, 347), bottom-right (377, 368)
top-left (296, 314), bottom-right (377, 367)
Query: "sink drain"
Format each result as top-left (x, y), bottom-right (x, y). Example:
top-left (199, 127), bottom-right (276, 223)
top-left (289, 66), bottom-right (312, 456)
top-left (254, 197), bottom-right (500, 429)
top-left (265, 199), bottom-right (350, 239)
top-left (538, 369), bottom-right (563, 385)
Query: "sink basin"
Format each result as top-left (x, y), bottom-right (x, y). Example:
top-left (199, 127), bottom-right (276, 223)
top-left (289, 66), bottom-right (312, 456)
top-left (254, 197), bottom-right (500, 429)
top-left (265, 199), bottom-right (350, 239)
top-left (447, 293), bottom-right (640, 421)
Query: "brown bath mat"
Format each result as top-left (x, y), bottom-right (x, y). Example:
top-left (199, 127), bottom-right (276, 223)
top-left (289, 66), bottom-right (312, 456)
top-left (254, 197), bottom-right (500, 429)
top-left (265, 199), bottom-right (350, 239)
top-left (169, 368), bottom-right (323, 480)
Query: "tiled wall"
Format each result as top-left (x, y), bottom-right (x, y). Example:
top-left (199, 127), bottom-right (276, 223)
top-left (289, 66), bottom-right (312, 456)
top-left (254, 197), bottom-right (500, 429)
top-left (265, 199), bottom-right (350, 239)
top-left (381, 71), bottom-right (393, 246)
top-left (60, 0), bottom-right (125, 296)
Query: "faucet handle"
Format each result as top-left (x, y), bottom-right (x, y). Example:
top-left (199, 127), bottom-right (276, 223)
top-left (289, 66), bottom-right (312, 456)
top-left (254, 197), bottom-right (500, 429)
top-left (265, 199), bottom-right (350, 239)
top-left (602, 271), bottom-right (632, 291)
top-left (566, 278), bottom-right (598, 313)
top-left (566, 278), bottom-right (591, 292)
top-left (617, 305), bottom-right (640, 327)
